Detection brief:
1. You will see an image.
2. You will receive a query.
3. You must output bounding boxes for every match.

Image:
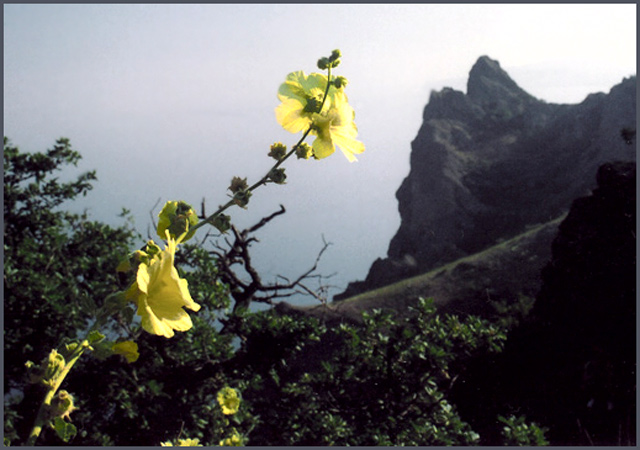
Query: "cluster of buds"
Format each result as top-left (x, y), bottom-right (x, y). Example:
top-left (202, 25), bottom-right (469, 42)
top-left (317, 49), bottom-right (342, 70)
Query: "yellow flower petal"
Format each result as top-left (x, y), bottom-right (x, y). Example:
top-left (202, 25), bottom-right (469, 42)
top-left (111, 341), bottom-right (139, 363)
top-left (275, 98), bottom-right (309, 133)
top-left (133, 237), bottom-right (200, 338)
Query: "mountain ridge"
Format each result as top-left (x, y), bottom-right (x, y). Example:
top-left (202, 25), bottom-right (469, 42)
top-left (336, 56), bottom-right (636, 301)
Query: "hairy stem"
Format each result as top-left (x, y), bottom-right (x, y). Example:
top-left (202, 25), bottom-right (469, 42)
top-left (26, 340), bottom-right (89, 445)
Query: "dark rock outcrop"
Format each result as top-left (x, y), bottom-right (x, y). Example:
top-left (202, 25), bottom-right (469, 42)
top-left (451, 161), bottom-right (636, 445)
top-left (336, 56), bottom-right (636, 300)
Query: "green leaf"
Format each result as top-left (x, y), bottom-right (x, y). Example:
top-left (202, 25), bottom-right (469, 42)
top-left (87, 330), bottom-right (105, 344)
top-left (53, 417), bottom-right (77, 443)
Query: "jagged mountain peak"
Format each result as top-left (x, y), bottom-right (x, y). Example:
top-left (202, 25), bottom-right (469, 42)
top-left (335, 59), bottom-right (636, 302)
top-left (467, 55), bottom-right (535, 104)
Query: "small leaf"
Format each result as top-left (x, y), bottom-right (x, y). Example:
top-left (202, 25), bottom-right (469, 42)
top-left (88, 330), bottom-right (105, 344)
top-left (53, 417), bottom-right (77, 443)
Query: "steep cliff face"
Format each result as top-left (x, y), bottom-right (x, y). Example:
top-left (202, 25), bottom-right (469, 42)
top-left (337, 56), bottom-right (636, 300)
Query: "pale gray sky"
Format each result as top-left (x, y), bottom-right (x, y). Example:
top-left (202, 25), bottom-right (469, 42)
top-left (4, 4), bottom-right (636, 304)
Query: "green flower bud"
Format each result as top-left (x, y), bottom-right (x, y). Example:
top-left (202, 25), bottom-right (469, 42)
top-left (63, 342), bottom-right (79, 356)
top-left (232, 190), bottom-right (252, 208)
top-left (330, 49), bottom-right (342, 61)
top-left (294, 143), bottom-right (313, 160)
top-left (212, 214), bottom-right (231, 233)
top-left (268, 142), bottom-right (287, 161)
top-left (36, 349), bottom-right (66, 385)
top-left (268, 168), bottom-right (287, 185)
top-left (228, 176), bottom-right (249, 194)
top-left (50, 390), bottom-right (77, 421)
top-left (333, 76), bottom-right (348, 89)
top-left (157, 200), bottom-right (198, 243)
top-left (317, 57), bottom-right (330, 70)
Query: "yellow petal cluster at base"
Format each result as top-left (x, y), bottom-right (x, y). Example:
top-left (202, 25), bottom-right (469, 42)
top-left (126, 234), bottom-right (200, 338)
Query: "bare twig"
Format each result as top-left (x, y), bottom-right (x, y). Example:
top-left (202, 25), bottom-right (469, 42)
top-left (208, 207), bottom-right (333, 322)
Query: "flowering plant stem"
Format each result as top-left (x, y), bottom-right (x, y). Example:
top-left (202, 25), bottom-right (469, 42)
top-left (26, 339), bottom-right (90, 446)
top-left (190, 67), bottom-right (333, 235)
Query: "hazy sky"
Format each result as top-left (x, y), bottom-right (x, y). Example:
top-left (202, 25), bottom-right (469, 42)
top-left (4, 4), bottom-right (636, 305)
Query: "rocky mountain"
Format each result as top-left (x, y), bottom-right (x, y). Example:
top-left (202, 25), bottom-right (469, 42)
top-left (336, 56), bottom-right (636, 300)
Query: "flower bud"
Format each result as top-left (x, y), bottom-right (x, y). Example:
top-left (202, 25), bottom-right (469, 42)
top-left (294, 143), bottom-right (313, 160)
top-left (333, 76), bottom-right (348, 89)
top-left (228, 176), bottom-right (248, 194)
top-left (157, 200), bottom-right (198, 243)
top-left (330, 49), bottom-right (342, 61)
top-left (43, 349), bottom-right (66, 383)
top-left (212, 214), bottom-right (231, 233)
top-left (317, 57), bottom-right (330, 70)
top-left (50, 390), bottom-right (77, 421)
top-left (232, 190), bottom-right (252, 208)
top-left (268, 142), bottom-right (287, 161)
top-left (267, 168), bottom-right (287, 185)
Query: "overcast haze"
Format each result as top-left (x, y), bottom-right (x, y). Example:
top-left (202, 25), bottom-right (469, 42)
top-left (4, 4), bottom-right (636, 305)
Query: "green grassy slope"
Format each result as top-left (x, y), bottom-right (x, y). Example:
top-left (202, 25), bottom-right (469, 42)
top-left (277, 215), bottom-right (566, 324)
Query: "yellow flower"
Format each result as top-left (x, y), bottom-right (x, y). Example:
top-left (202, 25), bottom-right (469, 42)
top-left (275, 71), bottom-right (332, 133)
top-left (161, 438), bottom-right (202, 446)
top-left (310, 92), bottom-right (365, 162)
top-left (111, 341), bottom-right (140, 363)
top-left (275, 71), bottom-right (364, 162)
top-left (130, 233), bottom-right (201, 338)
top-left (219, 430), bottom-right (243, 446)
top-left (217, 387), bottom-right (240, 415)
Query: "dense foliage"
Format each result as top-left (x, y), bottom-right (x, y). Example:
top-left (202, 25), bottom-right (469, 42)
top-left (4, 138), bottom-right (567, 446)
